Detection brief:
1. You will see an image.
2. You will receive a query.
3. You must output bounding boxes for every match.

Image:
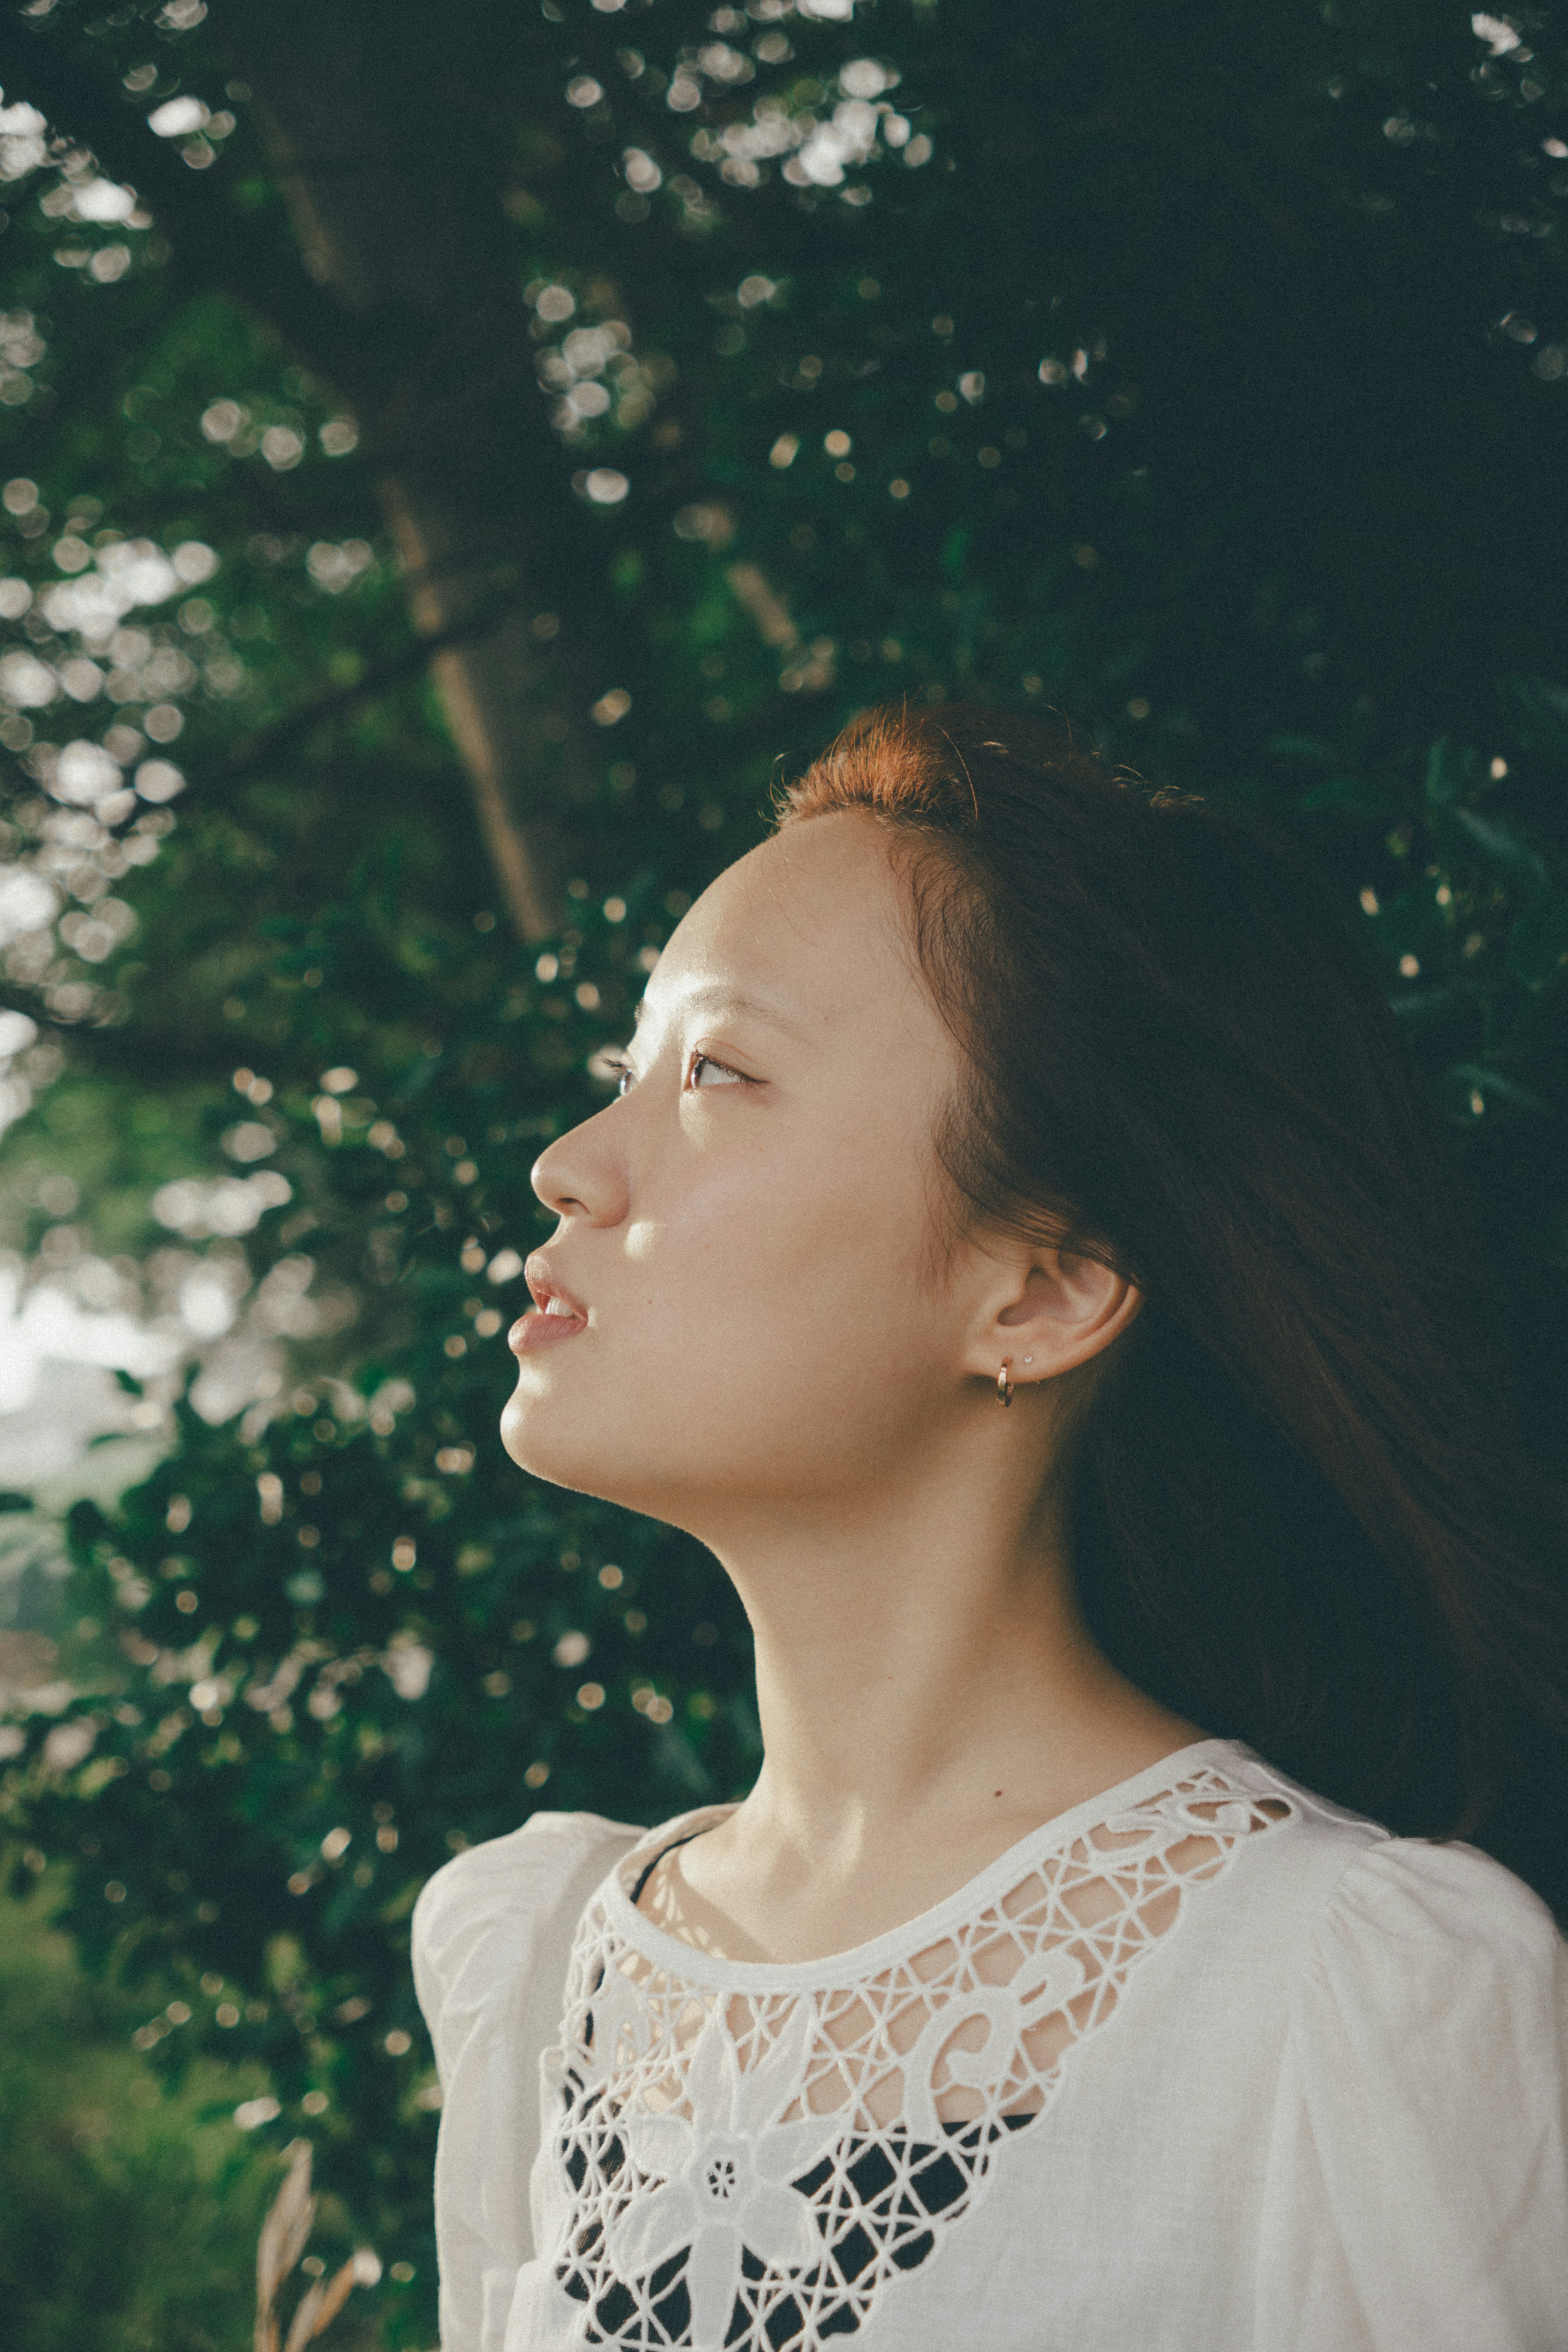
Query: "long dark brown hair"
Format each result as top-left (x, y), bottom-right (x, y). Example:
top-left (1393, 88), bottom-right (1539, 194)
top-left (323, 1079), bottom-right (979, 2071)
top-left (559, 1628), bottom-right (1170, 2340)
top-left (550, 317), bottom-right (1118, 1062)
top-left (777, 703), bottom-right (1568, 1889)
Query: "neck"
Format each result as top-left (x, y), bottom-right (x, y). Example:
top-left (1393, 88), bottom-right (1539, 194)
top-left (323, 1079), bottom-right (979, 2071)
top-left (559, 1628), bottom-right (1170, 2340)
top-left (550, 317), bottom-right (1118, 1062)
top-left (699, 1412), bottom-right (1193, 1870)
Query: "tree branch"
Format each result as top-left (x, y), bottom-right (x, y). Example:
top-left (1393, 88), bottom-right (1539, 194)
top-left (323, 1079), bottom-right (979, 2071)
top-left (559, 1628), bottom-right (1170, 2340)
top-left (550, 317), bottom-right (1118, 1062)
top-left (216, 592), bottom-right (530, 792)
top-left (0, 10), bottom-right (359, 380)
top-left (0, 2), bottom-right (613, 942)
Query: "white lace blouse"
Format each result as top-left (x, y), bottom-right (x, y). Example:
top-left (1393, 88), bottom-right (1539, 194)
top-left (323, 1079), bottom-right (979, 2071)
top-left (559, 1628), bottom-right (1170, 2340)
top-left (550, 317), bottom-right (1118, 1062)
top-left (412, 1738), bottom-right (1568, 2352)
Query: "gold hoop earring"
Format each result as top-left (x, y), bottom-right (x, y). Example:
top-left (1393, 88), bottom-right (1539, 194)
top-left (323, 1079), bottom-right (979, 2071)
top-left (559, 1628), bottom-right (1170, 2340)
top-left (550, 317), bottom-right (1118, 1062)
top-left (997, 1361), bottom-right (1013, 1407)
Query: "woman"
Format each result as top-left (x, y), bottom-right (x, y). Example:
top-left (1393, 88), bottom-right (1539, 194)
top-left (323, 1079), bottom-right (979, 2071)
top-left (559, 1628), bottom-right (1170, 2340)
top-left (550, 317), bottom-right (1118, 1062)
top-left (414, 707), bottom-right (1568, 2351)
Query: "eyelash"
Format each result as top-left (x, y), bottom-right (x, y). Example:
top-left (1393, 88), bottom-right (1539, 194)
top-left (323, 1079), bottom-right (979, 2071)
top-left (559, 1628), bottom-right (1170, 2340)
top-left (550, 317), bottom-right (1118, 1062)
top-left (606, 1050), bottom-right (746, 1097)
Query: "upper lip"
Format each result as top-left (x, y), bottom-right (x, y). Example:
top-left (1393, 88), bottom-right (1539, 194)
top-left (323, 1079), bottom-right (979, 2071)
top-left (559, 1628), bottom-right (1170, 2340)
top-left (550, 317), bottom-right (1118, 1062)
top-left (523, 1254), bottom-right (587, 1320)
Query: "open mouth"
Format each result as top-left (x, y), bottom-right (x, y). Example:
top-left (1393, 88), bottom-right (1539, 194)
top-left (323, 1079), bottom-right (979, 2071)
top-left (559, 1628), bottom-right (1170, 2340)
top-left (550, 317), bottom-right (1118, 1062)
top-left (511, 1256), bottom-right (588, 1355)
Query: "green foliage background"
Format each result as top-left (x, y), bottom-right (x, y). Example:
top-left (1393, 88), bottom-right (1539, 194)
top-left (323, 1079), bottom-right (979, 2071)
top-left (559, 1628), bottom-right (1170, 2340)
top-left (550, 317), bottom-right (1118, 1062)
top-left (0, 1873), bottom-right (392, 2352)
top-left (0, 1), bottom-right (1566, 2342)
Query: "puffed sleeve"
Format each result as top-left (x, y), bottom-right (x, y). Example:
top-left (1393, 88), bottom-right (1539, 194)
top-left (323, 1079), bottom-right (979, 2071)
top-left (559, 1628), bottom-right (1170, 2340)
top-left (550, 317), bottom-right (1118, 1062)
top-left (1255, 1836), bottom-right (1568, 2351)
top-left (412, 1810), bottom-right (643, 2352)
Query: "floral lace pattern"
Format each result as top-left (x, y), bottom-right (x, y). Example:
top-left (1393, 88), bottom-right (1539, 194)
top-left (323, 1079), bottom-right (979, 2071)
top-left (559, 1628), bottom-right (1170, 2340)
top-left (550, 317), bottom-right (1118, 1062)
top-left (537, 1760), bottom-right (1292, 2350)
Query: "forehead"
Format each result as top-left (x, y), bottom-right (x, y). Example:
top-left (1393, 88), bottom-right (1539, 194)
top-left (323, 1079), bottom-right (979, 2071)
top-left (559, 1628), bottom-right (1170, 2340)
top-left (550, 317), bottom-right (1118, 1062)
top-left (641, 811), bottom-right (931, 1039)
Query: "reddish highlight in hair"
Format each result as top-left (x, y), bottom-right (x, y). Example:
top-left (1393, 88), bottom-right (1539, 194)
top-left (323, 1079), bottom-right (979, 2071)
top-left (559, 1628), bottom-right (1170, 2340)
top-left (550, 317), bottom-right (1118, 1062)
top-left (778, 703), bottom-right (1568, 1868)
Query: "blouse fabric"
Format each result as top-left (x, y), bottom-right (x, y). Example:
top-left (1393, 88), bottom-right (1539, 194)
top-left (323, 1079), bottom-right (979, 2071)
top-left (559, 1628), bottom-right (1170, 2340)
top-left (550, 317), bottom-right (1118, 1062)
top-left (412, 1738), bottom-right (1568, 2352)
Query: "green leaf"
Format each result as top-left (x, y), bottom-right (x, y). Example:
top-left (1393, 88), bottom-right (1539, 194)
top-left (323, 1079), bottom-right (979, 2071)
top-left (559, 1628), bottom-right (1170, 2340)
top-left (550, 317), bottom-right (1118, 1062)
top-left (1508, 894), bottom-right (1568, 990)
top-left (1301, 773), bottom-right (1398, 817)
top-left (65, 1500), bottom-right (111, 1546)
top-left (1265, 734), bottom-right (1334, 767)
top-left (1423, 736), bottom-right (1479, 808)
top-left (1448, 1062), bottom-right (1551, 1117)
top-left (1497, 673), bottom-right (1568, 760)
top-left (1446, 805), bottom-right (1550, 901)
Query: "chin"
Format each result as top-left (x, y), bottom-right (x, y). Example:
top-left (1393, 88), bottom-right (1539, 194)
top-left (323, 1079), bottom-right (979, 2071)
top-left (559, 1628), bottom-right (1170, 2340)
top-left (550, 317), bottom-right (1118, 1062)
top-left (501, 1388), bottom-right (595, 1492)
top-left (500, 1385), bottom-right (658, 1514)
top-left (500, 1390), bottom-right (756, 1544)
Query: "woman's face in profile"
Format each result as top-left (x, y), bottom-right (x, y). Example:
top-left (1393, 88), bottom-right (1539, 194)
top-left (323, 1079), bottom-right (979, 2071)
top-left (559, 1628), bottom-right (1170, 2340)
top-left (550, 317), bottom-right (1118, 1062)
top-left (501, 809), bottom-right (973, 1530)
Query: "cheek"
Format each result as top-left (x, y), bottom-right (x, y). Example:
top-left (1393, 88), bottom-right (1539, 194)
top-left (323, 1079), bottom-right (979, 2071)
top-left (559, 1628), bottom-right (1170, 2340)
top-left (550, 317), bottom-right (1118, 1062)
top-left (654, 1117), bottom-right (931, 1340)
top-left (499, 1100), bottom-right (949, 1504)
top-left (618, 1118), bottom-right (948, 1469)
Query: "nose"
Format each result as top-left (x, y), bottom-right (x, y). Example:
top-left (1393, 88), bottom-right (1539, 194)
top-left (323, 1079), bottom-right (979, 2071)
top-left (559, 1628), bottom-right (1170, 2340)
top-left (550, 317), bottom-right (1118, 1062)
top-left (530, 1104), bottom-right (628, 1227)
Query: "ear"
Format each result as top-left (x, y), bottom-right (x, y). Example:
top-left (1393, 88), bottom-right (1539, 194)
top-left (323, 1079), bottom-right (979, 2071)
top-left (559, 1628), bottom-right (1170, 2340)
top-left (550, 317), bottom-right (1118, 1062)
top-left (961, 1246), bottom-right (1140, 1390)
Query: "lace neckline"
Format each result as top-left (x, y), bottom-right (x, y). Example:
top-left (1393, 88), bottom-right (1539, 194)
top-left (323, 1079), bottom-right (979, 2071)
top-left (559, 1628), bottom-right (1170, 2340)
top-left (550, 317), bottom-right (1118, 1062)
top-left (606, 1734), bottom-right (1247, 1991)
top-left (542, 1739), bottom-right (1294, 2348)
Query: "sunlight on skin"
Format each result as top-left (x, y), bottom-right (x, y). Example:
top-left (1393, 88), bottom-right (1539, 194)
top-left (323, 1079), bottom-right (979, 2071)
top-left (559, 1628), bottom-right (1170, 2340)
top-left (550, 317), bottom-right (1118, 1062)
top-left (503, 810), bottom-right (1201, 1964)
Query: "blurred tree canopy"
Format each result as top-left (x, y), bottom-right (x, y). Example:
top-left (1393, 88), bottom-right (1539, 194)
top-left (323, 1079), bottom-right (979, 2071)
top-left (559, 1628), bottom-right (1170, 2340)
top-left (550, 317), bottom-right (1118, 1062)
top-left (1, 0), bottom-right (1566, 2336)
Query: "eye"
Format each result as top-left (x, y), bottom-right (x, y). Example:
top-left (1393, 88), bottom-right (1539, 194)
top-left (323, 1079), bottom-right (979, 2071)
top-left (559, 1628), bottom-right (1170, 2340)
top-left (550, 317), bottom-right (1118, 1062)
top-left (689, 1051), bottom-right (745, 1090)
top-left (600, 1052), bottom-right (636, 1097)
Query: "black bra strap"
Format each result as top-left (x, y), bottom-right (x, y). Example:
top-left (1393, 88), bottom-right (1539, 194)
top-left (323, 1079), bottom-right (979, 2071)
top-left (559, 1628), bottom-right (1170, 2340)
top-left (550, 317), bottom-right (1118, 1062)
top-left (628, 1828), bottom-right (706, 1908)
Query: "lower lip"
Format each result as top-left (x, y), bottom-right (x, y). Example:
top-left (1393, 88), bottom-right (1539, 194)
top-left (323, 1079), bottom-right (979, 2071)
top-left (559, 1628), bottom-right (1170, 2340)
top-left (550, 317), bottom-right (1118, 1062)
top-left (511, 1309), bottom-right (588, 1355)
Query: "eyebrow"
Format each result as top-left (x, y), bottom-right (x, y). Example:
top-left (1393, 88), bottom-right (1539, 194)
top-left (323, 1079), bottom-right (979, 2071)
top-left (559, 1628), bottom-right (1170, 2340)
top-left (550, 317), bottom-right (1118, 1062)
top-left (633, 982), bottom-right (807, 1036)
